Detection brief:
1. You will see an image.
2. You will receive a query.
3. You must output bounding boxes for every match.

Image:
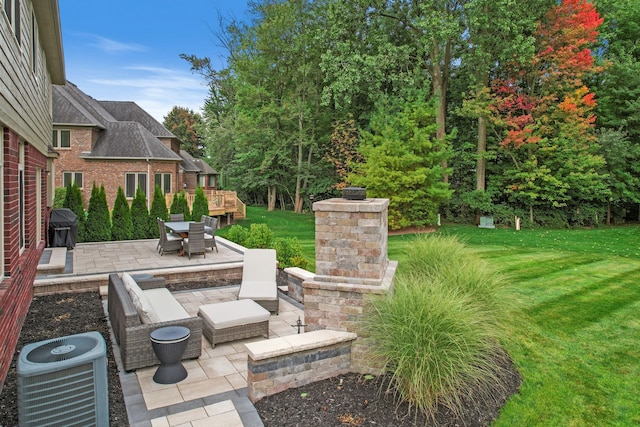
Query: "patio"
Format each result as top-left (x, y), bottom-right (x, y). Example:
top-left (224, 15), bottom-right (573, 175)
top-left (34, 238), bottom-right (304, 426)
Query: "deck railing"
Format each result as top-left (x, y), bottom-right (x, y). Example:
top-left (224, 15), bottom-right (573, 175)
top-left (164, 190), bottom-right (246, 219)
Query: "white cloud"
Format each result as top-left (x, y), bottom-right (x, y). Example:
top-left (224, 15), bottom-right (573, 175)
top-left (85, 66), bottom-right (208, 121)
top-left (89, 35), bottom-right (146, 54)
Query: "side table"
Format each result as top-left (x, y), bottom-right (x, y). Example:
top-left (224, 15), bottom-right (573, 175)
top-left (150, 326), bottom-right (190, 384)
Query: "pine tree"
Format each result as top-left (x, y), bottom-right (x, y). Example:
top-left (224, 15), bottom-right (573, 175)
top-left (170, 191), bottom-right (191, 221)
top-left (85, 182), bottom-right (111, 241)
top-left (111, 187), bottom-right (133, 240)
top-left (131, 186), bottom-right (151, 239)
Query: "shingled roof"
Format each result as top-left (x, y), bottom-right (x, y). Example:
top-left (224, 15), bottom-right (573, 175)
top-left (52, 82), bottom-right (182, 161)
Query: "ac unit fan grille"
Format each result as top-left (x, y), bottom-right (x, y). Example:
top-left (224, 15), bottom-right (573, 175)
top-left (26, 335), bottom-right (98, 363)
top-left (19, 362), bottom-right (98, 426)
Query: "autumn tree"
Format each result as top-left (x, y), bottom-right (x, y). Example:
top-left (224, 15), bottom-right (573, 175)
top-left (324, 115), bottom-right (362, 190)
top-left (488, 0), bottom-right (607, 224)
top-left (163, 106), bottom-right (204, 157)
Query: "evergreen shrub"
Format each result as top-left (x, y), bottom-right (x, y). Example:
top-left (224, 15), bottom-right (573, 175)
top-left (85, 183), bottom-right (111, 242)
top-left (131, 186), bottom-right (151, 239)
top-left (63, 182), bottom-right (86, 242)
top-left (111, 187), bottom-right (133, 240)
top-left (191, 187), bottom-right (209, 221)
top-left (149, 185), bottom-right (169, 237)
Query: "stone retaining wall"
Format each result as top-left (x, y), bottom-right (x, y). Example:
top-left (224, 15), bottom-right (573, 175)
top-left (245, 330), bottom-right (357, 402)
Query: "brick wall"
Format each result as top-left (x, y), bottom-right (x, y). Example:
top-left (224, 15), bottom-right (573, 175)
top-left (0, 128), bottom-right (48, 391)
top-left (54, 127), bottom-right (181, 208)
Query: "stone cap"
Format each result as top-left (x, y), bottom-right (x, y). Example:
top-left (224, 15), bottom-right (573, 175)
top-left (312, 198), bottom-right (389, 213)
top-left (245, 330), bottom-right (357, 361)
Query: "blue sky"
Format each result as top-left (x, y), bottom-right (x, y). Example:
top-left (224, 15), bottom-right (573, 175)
top-left (59, 1), bottom-right (248, 121)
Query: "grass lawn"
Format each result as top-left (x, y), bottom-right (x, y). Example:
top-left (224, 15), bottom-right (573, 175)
top-left (224, 206), bottom-right (640, 425)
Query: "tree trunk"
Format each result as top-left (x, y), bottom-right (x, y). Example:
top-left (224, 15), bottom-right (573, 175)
top-left (529, 205), bottom-right (534, 224)
top-left (607, 201), bottom-right (611, 225)
top-left (267, 184), bottom-right (276, 211)
top-left (476, 115), bottom-right (487, 191)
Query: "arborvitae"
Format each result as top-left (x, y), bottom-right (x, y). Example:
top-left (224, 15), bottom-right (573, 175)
top-left (191, 186), bottom-right (210, 221)
top-left (131, 186), bottom-right (151, 239)
top-left (149, 184), bottom-right (169, 237)
top-left (111, 187), bottom-right (133, 240)
top-left (85, 182), bottom-right (111, 241)
top-left (170, 191), bottom-right (191, 221)
top-left (63, 182), bottom-right (86, 242)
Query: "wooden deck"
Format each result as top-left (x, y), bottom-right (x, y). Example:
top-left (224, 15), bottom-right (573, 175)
top-left (165, 190), bottom-right (246, 222)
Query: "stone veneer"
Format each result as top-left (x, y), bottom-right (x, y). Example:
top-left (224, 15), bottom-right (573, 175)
top-left (313, 198), bottom-right (389, 284)
top-left (245, 330), bottom-right (357, 402)
top-left (305, 197), bottom-right (397, 373)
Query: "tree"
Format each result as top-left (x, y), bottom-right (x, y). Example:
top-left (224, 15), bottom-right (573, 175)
top-left (131, 186), bottom-right (151, 239)
top-left (149, 184), bottom-right (169, 237)
top-left (111, 187), bottom-right (133, 241)
top-left (487, 0), bottom-right (607, 224)
top-left (85, 183), bottom-right (110, 242)
top-left (170, 191), bottom-right (191, 221)
top-left (163, 106), bottom-right (204, 157)
top-left (350, 94), bottom-right (452, 229)
top-left (63, 182), bottom-right (86, 242)
top-left (191, 186), bottom-right (210, 221)
top-left (324, 115), bottom-right (362, 190)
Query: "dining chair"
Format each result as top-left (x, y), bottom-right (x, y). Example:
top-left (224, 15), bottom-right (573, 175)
top-left (203, 216), bottom-right (218, 252)
top-left (157, 218), bottom-right (183, 256)
top-left (169, 213), bottom-right (184, 222)
top-left (183, 222), bottom-right (206, 259)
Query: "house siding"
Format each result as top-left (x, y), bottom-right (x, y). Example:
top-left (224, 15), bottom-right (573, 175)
top-left (0, 0), bottom-right (64, 391)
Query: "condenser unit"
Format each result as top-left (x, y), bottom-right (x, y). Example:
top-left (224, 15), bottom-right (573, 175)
top-left (17, 331), bottom-right (109, 427)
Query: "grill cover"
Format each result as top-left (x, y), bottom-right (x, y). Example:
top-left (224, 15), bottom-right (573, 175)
top-left (49, 208), bottom-right (78, 249)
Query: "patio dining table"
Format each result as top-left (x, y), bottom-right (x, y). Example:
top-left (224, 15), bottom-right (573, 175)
top-left (165, 221), bottom-right (213, 237)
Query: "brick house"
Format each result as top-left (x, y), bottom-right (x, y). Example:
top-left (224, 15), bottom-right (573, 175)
top-left (52, 82), bottom-right (218, 209)
top-left (0, 0), bottom-right (65, 391)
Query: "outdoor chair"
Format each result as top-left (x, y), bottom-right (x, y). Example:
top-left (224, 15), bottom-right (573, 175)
top-left (169, 213), bottom-right (184, 222)
top-left (157, 218), bottom-right (183, 256)
top-left (183, 221), bottom-right (206, 259)
top-left (203, 216), bottom-right (218, 252)
top-left (237, 248), bottom-right (279, 313)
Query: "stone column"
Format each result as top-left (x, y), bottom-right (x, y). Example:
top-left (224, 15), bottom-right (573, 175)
top-left (304, 197), bottom-right (397, 373)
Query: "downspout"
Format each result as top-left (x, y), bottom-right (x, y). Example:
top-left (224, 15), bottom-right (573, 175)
top-left (147, 158), bottom-right (151, 210)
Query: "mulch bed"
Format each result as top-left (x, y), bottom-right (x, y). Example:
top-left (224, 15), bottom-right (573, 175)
top-left (0, 286), bottom-right (521, 427)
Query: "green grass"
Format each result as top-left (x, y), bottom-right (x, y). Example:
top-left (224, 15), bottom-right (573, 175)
top-left (223, 207), bottom-right (640, 425)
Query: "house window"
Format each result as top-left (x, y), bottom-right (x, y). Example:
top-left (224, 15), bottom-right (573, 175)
top-left (3, 0), bottom-right (21, 45)
top-left (208, 175), bottom-right (216, 187)
top-left (126, 172), bottom-right (147, 198)
top-left (19, 141), bottom-right (24, 251)
top-left (62, 171), bottom-right (83, 188)
top-left (52, 129), bottom-right (70, 148)
top-left (154, 173), bottom-right (171, 194)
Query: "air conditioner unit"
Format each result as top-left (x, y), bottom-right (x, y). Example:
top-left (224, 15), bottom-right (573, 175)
top-left (17, 331), bottom-right (109, 427)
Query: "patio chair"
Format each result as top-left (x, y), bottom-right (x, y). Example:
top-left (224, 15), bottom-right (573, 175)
top-left (169, 213), bottom-right (184, 222)
top-left (183, 221), bottom-right (206, 259)
top-left (203, 216), bottom-right (218, 252)
top-left (237, 248), bottom-right (279, 313)
top-left (157, 218), bottom-right (183, 256)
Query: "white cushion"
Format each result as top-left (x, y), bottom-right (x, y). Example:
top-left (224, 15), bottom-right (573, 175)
top-left (122, 273), bottom-right (160, 324)
top-left (143, 288), bottom-right (190, 322)
top-left (198, 300), bottom-right (270, 329)
top-left (204, 233), bottom-right (214, 240)
top-left (238, 281), bottom-right (277, 300)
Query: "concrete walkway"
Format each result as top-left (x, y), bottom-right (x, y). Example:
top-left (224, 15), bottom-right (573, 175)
top-left (36, 238), bottom-right (304, 427)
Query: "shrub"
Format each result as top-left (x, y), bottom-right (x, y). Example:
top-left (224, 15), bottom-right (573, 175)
top-left (245, 223), bottom-right (274, 248)
top-left (364, 234), bottom-right (511, 418)
top-left (63, 182), bottom-right (86, 242)
top-left (131, 186), bottom-right (151, 239)
top-left (273, 237), bottom-right (307, 269)
top-left (111, 187), bottom-right (133, 240)
top-left (85, 183), bottom-right (111, 242)
top-left (53, 187), bottom-right (66, 208)
top-left (149, 185), bottom-right (169, 237)
top-left (170, 191), bottom-right (191, 221)
top-left (191, 187), bottom-right (209, 221)
top-left (225, 225), bottom-right (250, 247)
